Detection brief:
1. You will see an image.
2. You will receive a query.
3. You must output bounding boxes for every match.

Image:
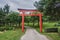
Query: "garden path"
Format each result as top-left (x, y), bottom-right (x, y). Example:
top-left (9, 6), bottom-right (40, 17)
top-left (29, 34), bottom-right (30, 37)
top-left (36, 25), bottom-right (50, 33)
top-left (20, 27), bottom-right (49, 40)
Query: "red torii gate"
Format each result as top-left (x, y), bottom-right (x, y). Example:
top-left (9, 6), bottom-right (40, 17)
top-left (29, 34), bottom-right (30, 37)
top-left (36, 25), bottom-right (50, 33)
top-left (18, 9), bottom-right (43, 32)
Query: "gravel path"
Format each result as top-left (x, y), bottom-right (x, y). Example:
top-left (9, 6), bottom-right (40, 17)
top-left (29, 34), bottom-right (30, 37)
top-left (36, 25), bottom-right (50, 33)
top-left (20, 28), bottom-right (49, 40)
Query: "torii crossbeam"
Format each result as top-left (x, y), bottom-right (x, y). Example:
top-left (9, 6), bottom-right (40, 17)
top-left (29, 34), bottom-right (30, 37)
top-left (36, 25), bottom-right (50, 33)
top-left (18, 9), bottom-right (43, 32)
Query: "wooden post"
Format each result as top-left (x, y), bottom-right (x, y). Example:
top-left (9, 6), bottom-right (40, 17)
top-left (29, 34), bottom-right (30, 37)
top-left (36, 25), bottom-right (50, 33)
top-left (22, 12), bottom-right (24, 32)
top-left (39, 14), bottom-right (42, 32)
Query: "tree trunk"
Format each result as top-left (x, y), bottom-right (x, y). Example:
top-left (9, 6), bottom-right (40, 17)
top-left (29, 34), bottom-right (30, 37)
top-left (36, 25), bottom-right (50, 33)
top-left (19, 22), bottom-right (20, 28)
top-left (28, 21), bottom-right (29, 26)
top-left (38, 17), bottom-right (39, 27)
top-left (33, 20), bottom-right (34, 27)
top-left (10, 22), bottom-right (11, 27)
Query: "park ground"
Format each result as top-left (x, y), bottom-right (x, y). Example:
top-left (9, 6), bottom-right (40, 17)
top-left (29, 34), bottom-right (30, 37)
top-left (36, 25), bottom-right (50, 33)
top-left (20, 28), bottom-right (49, 40)
top-left (36, 22), bottom-right (60, 40)
top-left (0, 29), bottom-right (24, 40)
top-left (0, 22), bottom-right (60, 40)
top-left (0, 0), bottom-right (60, 40)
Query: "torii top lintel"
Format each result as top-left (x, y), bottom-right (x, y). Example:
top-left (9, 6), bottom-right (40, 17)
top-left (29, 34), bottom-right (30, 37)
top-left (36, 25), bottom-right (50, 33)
top-left (18, 9), bottom-right (43, 16)
top-left (18, 9), bottom-right (39, 12)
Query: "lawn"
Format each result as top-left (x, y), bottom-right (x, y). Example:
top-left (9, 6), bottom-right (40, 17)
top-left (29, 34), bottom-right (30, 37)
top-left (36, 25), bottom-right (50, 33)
top-left (43, 33), bottom-right (60, 40)
top-left (36, 22), bottom-right (60, 40)
top-left (36, 28), bottom-right (60, 40)
top-left (0, 29), bottom-right (24, 40)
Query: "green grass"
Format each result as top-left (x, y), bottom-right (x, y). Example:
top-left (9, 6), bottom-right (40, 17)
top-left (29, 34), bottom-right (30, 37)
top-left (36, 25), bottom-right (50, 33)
top-left (43, 33), bottom-right (60, 40)
top-left (35, 22), bottom-right (60, 40)
top-left (36, 28), bottom-right (60, 40)
top-left (0, 29), bottom-right (24, 40)
top-left (43, 22), bottom-right (57, 28)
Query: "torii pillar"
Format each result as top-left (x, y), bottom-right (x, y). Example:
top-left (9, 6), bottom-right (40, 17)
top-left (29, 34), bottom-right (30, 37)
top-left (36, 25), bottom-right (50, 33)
top-left (18, 9), bottom-right (43, 32)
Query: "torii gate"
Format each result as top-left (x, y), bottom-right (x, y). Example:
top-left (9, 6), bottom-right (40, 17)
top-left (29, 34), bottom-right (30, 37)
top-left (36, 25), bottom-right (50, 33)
top-left (18, 9), bottom-right (43, 32)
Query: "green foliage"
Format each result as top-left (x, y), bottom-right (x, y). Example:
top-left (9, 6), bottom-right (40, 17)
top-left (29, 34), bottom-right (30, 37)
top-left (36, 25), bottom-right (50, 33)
top-left (34, 0), bottom-right (45, 12)
top-left (0, 8), bottom-right (5, 26)
top-left (5, 12), bottom-right (22, 28)
top-left (0, 4), bottom-right (22, 30)
top-left (3, 4), bottom-right (10, 14)
top-left (0, 27), bottom-right (13, 31)
top-left (24, 16), bottom-right (39, 27)
top-left (34, 0), bottom-right (60, 21)
top-left (6, 12), bottom-right (21, 23)
top-left (0, 4), bottom-right (10, 26)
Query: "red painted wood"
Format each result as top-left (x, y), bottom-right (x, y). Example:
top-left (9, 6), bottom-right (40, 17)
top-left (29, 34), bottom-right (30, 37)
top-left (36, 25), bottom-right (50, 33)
top-left (18, 9), bottom-right (43, 32)
top-left (22, 12), bottom-right (24, 32)
top-left (39, 14), bottom-right (42, 32)
top-left (19, 14), bottom-right (39, 16)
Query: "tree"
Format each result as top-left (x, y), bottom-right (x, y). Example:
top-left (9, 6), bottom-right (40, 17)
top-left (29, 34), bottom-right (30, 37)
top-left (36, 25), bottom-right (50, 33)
top-left (34, 0), bottom-right (60, 21)
top-left (0, 8), bottom-right (5, 26)
top-left (25, 16), bottom-right (31, 26)
top-left (2, 4), bottom-right (10, 26)
top-left (6, 11), bottom-right (22, 28)
top-left (31, 16), bottom-right (39, 27)
top-left (3, 4), bottom-right (10, 15)
top-left (34, 0), bottom-right (45, 12)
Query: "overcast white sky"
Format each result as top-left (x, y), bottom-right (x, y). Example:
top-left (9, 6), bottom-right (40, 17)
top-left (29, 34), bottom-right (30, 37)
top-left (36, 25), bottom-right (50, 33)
top-left (0, 0), bottom-right (39, 12)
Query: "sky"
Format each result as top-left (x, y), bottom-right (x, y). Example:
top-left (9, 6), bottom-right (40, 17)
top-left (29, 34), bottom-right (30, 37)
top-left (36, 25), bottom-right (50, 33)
top-left (0, 0), bottom-right (39, 12)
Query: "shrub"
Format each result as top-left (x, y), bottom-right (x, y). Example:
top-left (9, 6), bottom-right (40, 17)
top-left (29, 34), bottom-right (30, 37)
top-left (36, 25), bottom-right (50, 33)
top-left (58, 27), bottom-right (60, 36)
top-left (0, 27), bottom-right (5, 31)
top-left (5, 27), bottom-right (14, 30)
top-left (45, 28), bottom-right (58, 33)
top-left (54, 22), bottom-right (60, 27)
top-left (0, 26), bottom-right (14, 31)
